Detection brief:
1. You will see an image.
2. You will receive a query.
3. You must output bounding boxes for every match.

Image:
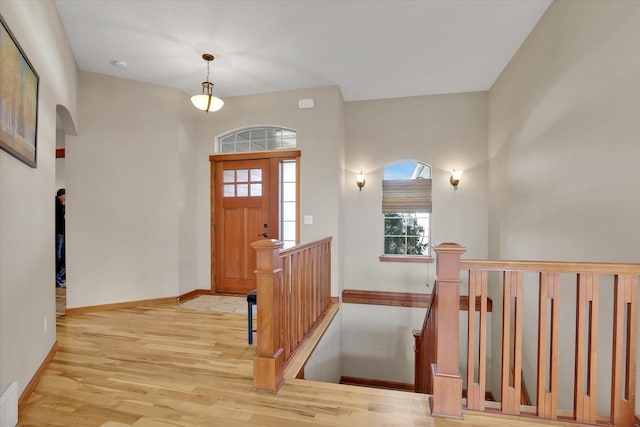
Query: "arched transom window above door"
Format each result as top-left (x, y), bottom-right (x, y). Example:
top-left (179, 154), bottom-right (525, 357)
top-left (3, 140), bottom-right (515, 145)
top-left (217, 127), bottom-right (296, 153)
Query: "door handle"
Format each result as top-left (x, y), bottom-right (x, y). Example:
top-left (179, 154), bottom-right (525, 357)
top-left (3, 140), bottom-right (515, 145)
top-left (258, 232), bottom-right (269, 238)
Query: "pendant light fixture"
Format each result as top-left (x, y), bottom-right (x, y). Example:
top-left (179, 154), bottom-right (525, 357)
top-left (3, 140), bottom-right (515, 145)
top-left (191, 53), bottom-right (224, 113)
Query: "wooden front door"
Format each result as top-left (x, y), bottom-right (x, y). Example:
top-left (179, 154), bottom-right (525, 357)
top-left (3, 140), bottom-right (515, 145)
top-left (213, 158), bottom-right (276, 294)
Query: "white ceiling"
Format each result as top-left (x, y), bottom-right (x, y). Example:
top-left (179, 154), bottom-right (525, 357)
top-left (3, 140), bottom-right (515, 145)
top-left (54, 0), bottom-right (552, 102)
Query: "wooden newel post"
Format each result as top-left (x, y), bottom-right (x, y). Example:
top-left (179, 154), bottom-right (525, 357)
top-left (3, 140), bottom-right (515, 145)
top-left (251, 239), bottom-right (285, 392)
top-left (431, 242), bottom-right (465, 418)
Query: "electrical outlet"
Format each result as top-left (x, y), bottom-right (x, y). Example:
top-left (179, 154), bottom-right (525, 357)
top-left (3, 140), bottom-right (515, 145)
top-left (43, 316), bottom-right (48, 333)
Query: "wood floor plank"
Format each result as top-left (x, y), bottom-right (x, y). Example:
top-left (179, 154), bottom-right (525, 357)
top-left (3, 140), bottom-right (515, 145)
top-left (19, 301), bottom-right (577, 427)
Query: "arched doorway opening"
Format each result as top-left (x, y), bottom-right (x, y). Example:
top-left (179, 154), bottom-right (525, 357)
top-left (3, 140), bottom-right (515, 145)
top-left (55, 104), bottom-right (77, 315)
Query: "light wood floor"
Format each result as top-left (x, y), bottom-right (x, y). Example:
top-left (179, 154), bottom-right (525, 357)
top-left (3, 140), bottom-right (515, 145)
top-left (55, 287), bottom-right (66, 316)
top-left (20, 301), bottom-right (577, 426)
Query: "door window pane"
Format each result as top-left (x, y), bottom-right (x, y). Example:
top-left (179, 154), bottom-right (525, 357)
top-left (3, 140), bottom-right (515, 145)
top-left (251, 140), bottom-right (266, 151)
top-left (282, 201), bottom-right (296, 221)
top-left (281, 161), bottom-right (296, 182)
top-left (250, 169), bottom-right (262, 182)
top-left (250, 183), bottom-right (262, 197)
top-left (223, 184), bottom-right (235, 197)
top-left (220, 143), bottom-right (234, 153)
top-left (236, 169), bottom-right (248, 182)
top-left (282, 183), bottom-right (296, 202)
top-left (237, 131), bottom-right (250, 143)
top-left (282, 221), bottom-right (296, 242)
top-left (223, 170), bottom-right (235, 183)
top-left (236, 184), bottom-right (248, 197)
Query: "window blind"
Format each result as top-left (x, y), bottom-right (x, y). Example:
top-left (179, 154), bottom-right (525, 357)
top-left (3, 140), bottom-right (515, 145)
top-left (382, 179), bottom-right (432, 213)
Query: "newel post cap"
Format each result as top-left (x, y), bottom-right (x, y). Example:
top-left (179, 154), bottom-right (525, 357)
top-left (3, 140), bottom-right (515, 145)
top-left (250, 239), bottom-right (284, 250)
top-left (433, 242), bottom-right (466, 255)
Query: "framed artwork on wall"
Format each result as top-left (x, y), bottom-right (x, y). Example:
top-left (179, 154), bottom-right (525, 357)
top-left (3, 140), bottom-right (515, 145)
top-left (0, 14), bottom-right (39, 168)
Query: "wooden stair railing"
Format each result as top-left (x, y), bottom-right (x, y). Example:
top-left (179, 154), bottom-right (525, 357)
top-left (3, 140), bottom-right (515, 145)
top-left (413, 292), bottom-right (493, 395)
top-left (414, 286), bottom-right (436, 396)
top-left (251, 237), bottom-right (334, 392)
top-left (510, 367), bottom-right (531, 406)
top-left (426, 242), bottom-right (639, 426)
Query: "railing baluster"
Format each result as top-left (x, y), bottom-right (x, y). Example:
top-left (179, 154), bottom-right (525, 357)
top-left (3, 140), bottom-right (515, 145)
top-left (312, 246), bottom-right (318, 321)
top-left (467, 270), bottom-right (478, 409)
top-left (501, 271), bottom-right (523, 415)
top-left (537, 271), bottom-right (560, 420)
top-left (297, 251), bottom-right (304, 345)
top-left (283, 255), bottom-right (291, 359)
top-left (611, 273), bottom-right (638, 425)
top-left (467, 269), bottom-right (488, 411)
top-left (574, 273), bottom-right (599, 424)
top-left (303, 249), bottom-right (309, 333)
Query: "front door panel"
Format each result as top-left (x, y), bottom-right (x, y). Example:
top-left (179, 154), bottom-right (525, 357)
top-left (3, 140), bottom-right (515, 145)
top-left (215, 159), bottom-right (271, 294)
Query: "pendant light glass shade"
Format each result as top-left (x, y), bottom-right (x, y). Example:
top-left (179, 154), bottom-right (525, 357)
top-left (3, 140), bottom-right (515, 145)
top-left (191, 94), bottom-right (224, 112)
top-left (191, 84), bottom-right (224, 111)
top-left (192, 54), bottom-right (223, 113)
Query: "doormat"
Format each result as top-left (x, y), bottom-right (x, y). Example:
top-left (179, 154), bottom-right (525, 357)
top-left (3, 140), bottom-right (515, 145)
top-left (177, 295), bottom-right (252, 314)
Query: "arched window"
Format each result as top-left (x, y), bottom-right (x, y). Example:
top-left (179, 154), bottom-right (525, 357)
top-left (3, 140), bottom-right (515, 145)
top-left (382, 161), bottom-right (431, 256)
top-left (217, 126), bottom-right (296, 153)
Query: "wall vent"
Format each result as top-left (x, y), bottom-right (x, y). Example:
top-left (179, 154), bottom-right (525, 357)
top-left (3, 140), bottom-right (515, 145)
top-left (0, 381), bottom-right (18, 427)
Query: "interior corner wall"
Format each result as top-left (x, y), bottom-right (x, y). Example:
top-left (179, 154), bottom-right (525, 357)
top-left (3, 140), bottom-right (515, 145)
top-left (336, 90), bottom-right (347, 298)
top-left (305, 89), bottom-right (346, 384)
top-left (488, 0), bottom-right (640, 413)
top-left (65, 72), bottom-right (182, 308)
top-left (342, 92), bottom-right (489, 384)
top-left (0, 0), bottom-right (78, 397)
top-left (177, 95), bottom-right (200, 296)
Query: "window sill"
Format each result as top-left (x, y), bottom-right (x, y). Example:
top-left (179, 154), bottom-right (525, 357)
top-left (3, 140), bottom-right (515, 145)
top-left (379, 255), bottom-right (434, 263)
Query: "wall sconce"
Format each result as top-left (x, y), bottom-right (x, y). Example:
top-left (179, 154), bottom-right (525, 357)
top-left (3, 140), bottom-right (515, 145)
top-left (356, 172), bottom-right (366, 191)
top-left (450, 169), bottom-right (463, 189)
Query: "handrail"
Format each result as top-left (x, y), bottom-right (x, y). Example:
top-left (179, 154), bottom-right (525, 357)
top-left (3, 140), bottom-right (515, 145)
top-left (428, 243), bottom-right (638, 426)
top-left (279, 236), bottom-right (332, 257)
top-left (461, 259), bottom-right (640, 274)
top-left (344, 289), bottom-right (493, 311)
top-left (251, 237), bottom-right (333, 392)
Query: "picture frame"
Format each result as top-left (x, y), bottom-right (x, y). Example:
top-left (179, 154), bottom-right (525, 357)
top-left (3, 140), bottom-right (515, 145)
top-left (0, 13), bottom-right (39, 168)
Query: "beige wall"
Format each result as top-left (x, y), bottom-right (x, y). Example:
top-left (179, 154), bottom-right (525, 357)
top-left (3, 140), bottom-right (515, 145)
top-left (65, 72), bottom-right (183, 308)
top-left (342, 92), bottom-right (489, 383)
top-left (489, 0), bottom-right (640, 413)
top-left (0, 0), bottom-right (78, 397)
